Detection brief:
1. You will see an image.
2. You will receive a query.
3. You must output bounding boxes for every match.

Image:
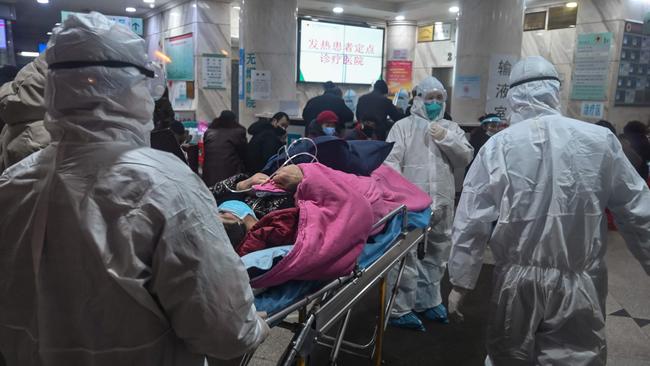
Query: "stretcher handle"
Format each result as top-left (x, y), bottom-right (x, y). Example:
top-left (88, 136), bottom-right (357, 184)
top-left (371, 204), bottom-right (409, 232)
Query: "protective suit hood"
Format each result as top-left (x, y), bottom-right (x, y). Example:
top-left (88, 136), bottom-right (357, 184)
top-left (411, 76), bottom-right (447, 122)
top-left (507, 56), bottom-right (561, 124)
top-left (44, 12), bottom-right (154, 145)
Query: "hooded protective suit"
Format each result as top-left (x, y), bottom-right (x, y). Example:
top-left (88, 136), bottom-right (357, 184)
top-left (0, 12), bottom-right (267, 366)
top-left (0, 53), bottom-right (50, 173)
top-left (449, 56), bottom-right (650, 365)
top-left (385, 76), bottom-right (473, 318)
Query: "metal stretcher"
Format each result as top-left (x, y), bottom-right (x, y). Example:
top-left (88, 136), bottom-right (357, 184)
top-left (240, 205), bottom-right (429, 366)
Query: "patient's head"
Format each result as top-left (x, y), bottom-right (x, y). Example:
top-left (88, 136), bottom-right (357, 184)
top-left (218, 200), bottom-right (259, 248)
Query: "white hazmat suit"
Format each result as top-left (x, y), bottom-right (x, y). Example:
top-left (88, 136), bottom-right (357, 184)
top-left (385, 77), bottom-right (473, 323)
top-left (449, 56), bottom-right (650, 365)
top-left (0, 13), bottom-right (267, 366)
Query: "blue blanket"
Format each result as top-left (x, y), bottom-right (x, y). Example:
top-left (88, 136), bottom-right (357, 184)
top-left (253, 209), bottom-right (431, 315)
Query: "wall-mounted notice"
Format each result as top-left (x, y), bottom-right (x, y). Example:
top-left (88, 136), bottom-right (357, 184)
top-left (165, 33), bottom-right (194, 81)
top-left (391, 49), bottom-right (409, 60)
top-left (580, 102), bottom-right (605, 119)
top-left (455, 75), bottom-right (481, 100)
top-left (61, 11), bottom-right (143, 36)
top-left (386, 61), bottom-right (413, 95)
top-left (417, 25), bottom-right (433, 43)
top-left (201, 54), bottom-right (227, 89)
top-left (251, 70), bottom-right (271, 100)
top-left (571, 32), bottom-right (612, 101)
top-left (486, 54), bottom-right (518, 118)
top-left (615, 21), bottom-right (650, 106)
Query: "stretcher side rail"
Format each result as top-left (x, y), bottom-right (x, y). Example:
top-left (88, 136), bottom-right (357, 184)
top-left (240, 205), bottom-right (426, 366)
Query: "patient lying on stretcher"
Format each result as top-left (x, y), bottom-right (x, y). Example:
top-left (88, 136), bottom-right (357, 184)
top-left (218, 162), bottom-right (432, 288)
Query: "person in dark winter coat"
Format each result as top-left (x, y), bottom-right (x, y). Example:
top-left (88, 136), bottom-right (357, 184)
top-left (622, 120), bottom-right (650, 180)
top-left (344, 115), bottom-right (380, 141)
top-left (153, 87), bottom-right (175, 130)
top-left (302, 81), bottom-right (354, 135)
top-left (597, 120), bottom-right (646, 181)
top-left (356, 80), bottom-right (405, 140)
top-left (307, 110), bottom-right (339, 138)
top-left (202, 110), bottom-right (247, 186)
top-left (246, 112), bottom-right (290, 174)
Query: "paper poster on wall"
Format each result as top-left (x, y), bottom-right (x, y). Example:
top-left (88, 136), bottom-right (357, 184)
top-left (417, 25), bottom-right (433, 43)
top-left (61, 11), bottom-right (143, 36)
top-left (486, 54), bottom-right (518, 118)
top-left (201, 54), bottom-right (227, 89)
top-left (170, 81), bottom-right (193, 110)
top-left (251, 70), bottom-right (271, 100)
top-left (165, 33), bottom-right (194, 81)
top-left (386, 61), bottom-right (413, 95)
top-left (391, 49), bottom-right (409, 60)
top-left (580, 102), bottom-right (605, 119)
top-left (571, 32), bottom-right (612, 101)
top-left (455, 75), bottom-right (481, 100)
top-left (615, 21), bottom-right (650, 106)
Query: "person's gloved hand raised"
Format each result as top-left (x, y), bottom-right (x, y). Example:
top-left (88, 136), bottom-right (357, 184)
top-left (272, 165), bottom-right (304, 192)
top-left (429, 122), bottom-right (447, 141)
top-left (448, 286), bottom-right (469, 323)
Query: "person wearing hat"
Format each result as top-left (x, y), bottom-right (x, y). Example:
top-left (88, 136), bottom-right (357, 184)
top-left (0, 12), bottom-right (268, 365)
top-left (307, 110), bottom-right (339, 138)
top-left (302, 81), bottom-right (354, 135)
top-left (448, 56), bottom-right (650, 365)
top-left (469, 114), bottom-right (502, 160)
top-left (356, 79), bottom-right (405, 140)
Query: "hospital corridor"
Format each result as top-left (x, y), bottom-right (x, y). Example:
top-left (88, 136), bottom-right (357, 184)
top-left (0, 0), bottom-right (649, 365)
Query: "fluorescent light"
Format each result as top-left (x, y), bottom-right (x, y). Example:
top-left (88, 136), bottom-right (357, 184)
top-left (143, 0), bottom-right (154, 3)
top-left (233, 6), bottom-right (240, 10)
top-left (566, 2), bottom-right (577, 8)
top-left (18, 51), bottom-right (40, 57)
top-left (370, 25), bottom-right (377, 29)
top-left (312, 18), bottom-right (319, 22)
top-left (36, 0), bottom-right (49, 4)
top-left (46, 31), bottom-right (52, 35)
top-left (395, 15), bottom-right (405, 21)
top-left (449, 6), bottom-right (460, 13)
top-left (434, 21), bottom-right (443, 25)
top-left (304, 15), bottom-right (312, 19)
top-left (125, 7), bottom-right (136, 12)
top-left (54, 22), bottom-right (61, 26)
top-left (333, 6), bottom-right (344, 14)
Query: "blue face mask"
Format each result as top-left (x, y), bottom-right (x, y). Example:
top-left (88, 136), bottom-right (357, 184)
top-left (323, 127), bottom-right (336, 136)
top-left (218, 200), bottom-right (257, 220)
top-left (425, 101), bottom-right (443, 121)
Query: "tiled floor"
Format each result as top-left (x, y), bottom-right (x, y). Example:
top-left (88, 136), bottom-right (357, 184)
top-left (245, 231), bottom-right (650, 365)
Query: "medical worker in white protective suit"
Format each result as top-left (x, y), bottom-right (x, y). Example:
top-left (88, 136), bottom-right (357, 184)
top-left (0, 12), bottom-right (268, 366)
top-left (384, 76), bottom-right (473, 331)
top-left (448, 56), bottom-right (650, 365)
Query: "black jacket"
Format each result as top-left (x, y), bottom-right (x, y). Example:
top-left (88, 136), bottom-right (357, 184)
top-left (302, 93), bottom-right (354, 134)
top-left (355, 91), bottom-right (405, 140)
top-left (202, 126), bottom-right (247, 186)
top-left (246, 120), bottom-right (285, 174)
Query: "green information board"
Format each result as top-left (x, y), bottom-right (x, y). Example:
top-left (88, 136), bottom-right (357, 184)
top-left (571, 32), bottom-right (612, 101)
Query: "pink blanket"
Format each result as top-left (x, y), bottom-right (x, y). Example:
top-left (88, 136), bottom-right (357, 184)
top-left (250, 163), bottom-right (431, 288)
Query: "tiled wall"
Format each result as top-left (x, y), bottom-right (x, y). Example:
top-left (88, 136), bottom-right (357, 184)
top-left (523, 0), bottom-right (650, 129)
top-left (413, 40), bottom-right (456, 86)
top-left (145, 0), bottom-right (232, 123)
